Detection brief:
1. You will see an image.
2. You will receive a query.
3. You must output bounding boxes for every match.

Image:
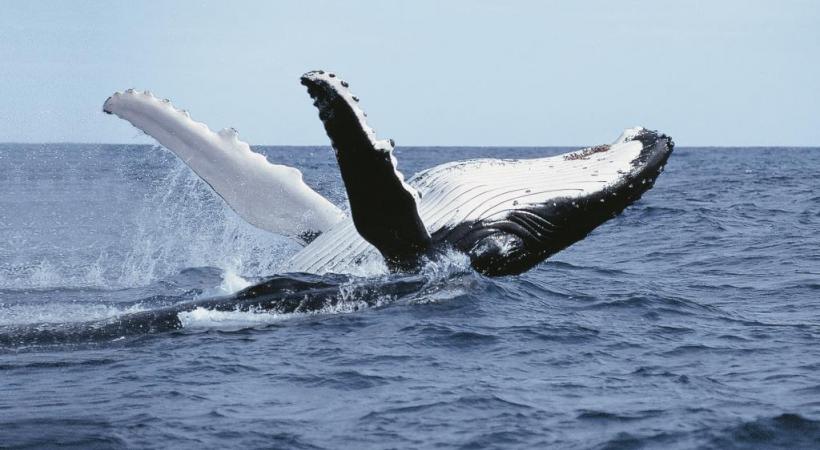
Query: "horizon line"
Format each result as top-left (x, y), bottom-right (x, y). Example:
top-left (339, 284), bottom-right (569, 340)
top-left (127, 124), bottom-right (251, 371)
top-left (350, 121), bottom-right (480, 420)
top-left (1, 142), bottom-right (819, 150)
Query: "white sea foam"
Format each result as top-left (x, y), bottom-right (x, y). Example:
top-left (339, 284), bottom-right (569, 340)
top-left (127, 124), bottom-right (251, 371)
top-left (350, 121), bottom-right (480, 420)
top-left (177, 307), bottom-right (289, 329)
top-left (113, 160), bottom-right (297, 288)
top-left (176, 291), bottom-right (391, 330)
top-left (196, 267), bottom-right (253, 299)
top-left (0, 302), bottom-right (149, 327)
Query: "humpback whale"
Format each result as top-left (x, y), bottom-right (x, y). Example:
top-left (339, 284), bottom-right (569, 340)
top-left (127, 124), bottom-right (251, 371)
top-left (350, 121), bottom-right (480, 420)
top-left (103, 72), bottom-right (673, 277)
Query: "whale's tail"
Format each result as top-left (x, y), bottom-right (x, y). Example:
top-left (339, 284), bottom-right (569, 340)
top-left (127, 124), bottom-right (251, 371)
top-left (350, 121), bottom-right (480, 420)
top-left (103, 90), bottom-right (344, 245)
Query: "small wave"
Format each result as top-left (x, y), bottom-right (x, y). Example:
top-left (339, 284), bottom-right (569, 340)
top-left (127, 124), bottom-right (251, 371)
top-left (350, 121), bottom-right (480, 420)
top-left (577, 409), bottom-right (664, 422)
top-left (575, 293), bottom-right (720, 318)
top-left (505, 323), bottom-right (601, 344)
top-left (0, 418), bottom-right (127, 449)
top-left (286, 370), bottom-right (403, 390)
top-left (401, 323), bottom-right (499, 348)
top-left (594, 430), bottom-right (683, 450)
top-left (707, 413), bottom-right (820, 449)
top-left (177, 307), bottom-right (290, 330)
top-left (0, 357), bottom-right (117, 372)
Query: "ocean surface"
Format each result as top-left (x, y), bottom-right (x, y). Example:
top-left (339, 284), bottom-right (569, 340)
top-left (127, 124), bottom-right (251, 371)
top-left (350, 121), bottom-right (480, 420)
top-left (1, 143), bottom-right (818, 449)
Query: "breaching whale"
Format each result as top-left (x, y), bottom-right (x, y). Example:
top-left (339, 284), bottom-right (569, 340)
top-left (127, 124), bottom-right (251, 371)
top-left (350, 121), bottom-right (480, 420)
top-left (103, 71), bottom-right (673, 277)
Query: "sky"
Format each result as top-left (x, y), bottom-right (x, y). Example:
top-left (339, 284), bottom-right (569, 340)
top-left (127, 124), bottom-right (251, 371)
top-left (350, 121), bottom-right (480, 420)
top-left (0, 0), bottom-right (817, 146)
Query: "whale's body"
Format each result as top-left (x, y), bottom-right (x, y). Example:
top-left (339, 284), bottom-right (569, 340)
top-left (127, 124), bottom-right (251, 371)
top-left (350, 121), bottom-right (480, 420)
top-left (104, 72), bottom-right (673, 277)
top-left (286, 126), bottom-right (672, 276)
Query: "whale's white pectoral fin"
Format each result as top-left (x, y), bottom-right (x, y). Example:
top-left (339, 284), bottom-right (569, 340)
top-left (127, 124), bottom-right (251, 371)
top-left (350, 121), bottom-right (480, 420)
top-left (103, 90), bottom-right (345, 244)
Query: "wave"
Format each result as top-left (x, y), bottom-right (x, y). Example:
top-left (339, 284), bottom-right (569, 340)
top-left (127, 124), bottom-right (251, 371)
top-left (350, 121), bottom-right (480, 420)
top-left (706, 413), bottom-right (820, 449)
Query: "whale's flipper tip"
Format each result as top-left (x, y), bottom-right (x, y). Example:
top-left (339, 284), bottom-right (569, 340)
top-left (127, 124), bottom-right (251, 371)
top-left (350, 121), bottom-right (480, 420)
top-left (102, 97), bottom-right (113, 114)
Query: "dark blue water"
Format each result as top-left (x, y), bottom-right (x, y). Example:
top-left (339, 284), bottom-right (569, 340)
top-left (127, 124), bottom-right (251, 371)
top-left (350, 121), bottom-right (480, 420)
top-left (1, 144), bottom-right (819, 449)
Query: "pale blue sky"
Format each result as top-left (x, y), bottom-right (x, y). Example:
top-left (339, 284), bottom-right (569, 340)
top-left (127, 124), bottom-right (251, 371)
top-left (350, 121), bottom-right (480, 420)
top-left (0, 1), bottom-right (817, 146)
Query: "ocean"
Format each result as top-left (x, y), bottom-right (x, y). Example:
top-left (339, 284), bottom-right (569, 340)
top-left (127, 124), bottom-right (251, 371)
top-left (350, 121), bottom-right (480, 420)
top-left (1, 144), bottom-right (818, 449)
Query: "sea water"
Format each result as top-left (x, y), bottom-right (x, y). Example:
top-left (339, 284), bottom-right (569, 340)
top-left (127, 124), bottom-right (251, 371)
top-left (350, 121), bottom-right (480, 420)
top-left (1, 144), bottom-right (819, 448)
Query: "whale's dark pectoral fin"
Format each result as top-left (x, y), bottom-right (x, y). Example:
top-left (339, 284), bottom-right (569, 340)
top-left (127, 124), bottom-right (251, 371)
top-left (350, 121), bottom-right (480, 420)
top-left (300, 71), bottom-right (431, 271)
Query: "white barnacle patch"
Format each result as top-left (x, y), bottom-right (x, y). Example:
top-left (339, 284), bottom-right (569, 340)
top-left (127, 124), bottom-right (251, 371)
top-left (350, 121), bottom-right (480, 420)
top-left (470, 234), bottom-right (520, 258)
top-left (494, 234), bottom-right (520, 255)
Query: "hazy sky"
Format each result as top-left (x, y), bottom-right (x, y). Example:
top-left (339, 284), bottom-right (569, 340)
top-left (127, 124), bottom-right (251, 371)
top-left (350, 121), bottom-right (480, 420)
top-left (0, 1), bottom-right (817, 146)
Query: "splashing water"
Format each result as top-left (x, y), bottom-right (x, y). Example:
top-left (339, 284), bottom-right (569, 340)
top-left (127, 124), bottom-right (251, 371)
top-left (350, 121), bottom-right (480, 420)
top-left (0, 145), bottom-right (297, 292)
top-left (112, 157), bottom-right (296, 287)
